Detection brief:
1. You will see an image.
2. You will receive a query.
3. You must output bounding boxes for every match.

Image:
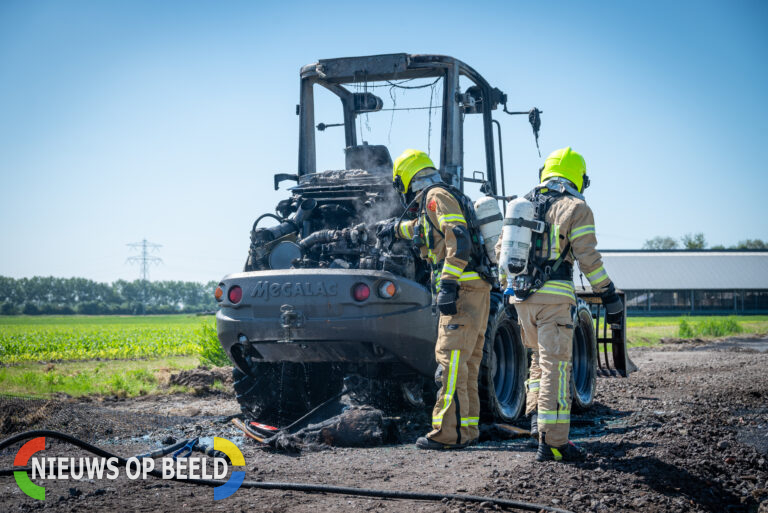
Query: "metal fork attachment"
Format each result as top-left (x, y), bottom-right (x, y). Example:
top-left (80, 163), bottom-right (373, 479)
top-left (576, 291), bottom-right (633, 377)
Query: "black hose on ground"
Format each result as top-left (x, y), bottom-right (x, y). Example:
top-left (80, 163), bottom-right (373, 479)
top-left (0, 430), bottom-right (574, 513)
top-left (132, 438), bottom-right (192, 460)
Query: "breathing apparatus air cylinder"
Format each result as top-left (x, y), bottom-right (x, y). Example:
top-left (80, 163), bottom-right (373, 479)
top-left (473, 196), bottom-right (503, 264)
top-left (499, 197), bottom-right (537, 288)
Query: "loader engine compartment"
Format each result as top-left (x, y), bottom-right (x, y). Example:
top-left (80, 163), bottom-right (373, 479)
top-left (244, 167), bottom-right (426, 284)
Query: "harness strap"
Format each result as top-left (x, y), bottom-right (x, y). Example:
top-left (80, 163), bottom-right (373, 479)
top-left (477, 212), bottom-right (503, 225)
top-left (547, 242), bottom-right (571, 276)
top-left (503, 217), bottom-right (546, 232)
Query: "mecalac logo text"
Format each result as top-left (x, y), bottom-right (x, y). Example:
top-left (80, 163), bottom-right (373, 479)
top-left (251, 281), bottom-right (338, 300)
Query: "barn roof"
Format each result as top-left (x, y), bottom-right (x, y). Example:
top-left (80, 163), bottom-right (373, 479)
top-left (575, 250), bottom-right (768, 290)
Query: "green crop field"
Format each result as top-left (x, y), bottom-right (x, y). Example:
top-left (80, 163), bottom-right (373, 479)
top-left (1, 314), bottom-right (767, 365)
top-left (0, 315), bottom-right (768, 397)
top-left (0, 313), bottom-right (766, 398)
top-left (0, 315), bottom-right (211, 364)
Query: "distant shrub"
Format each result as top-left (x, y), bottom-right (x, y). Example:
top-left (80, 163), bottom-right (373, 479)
top-left (697, 317), bottom-right (743, 337)
top-left (38, 303), bottom-right (76, 315)
top-left (78, 301), bottom-right (106, 315)
top-left (148, 305), bottom-right (176, 315)
top-left (197, 323), bottom-right (230, 367)
top-left (1, 302), bottom-right (19, 315)
top-left (678, 317), bottom-right (743, 338)
top-left (22, 303), bottom-right (39, 315)
top-left (678, 319), bottom-right (695, 338)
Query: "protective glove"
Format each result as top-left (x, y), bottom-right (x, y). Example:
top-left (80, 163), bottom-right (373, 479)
top-left (599, 283), bottom-right (624, 324)
top-left (375, 218), bottom-right (397, 240)
top-left (436, 280), bottom-right (459, 316)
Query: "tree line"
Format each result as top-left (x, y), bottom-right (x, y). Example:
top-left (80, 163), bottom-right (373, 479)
top-left (0, 276), bottom-right (218, 315)
top-left (643, 234), bottom-right (767, 251)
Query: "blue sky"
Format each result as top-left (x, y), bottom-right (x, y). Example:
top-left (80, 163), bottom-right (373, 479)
top-left (1, 0), bottom-right (767, 283)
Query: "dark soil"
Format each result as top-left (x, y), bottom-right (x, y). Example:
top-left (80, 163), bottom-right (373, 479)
top-left (1, 342), bottom-right (767, 512)
top-left (169, 366), bottom-right (233, 389)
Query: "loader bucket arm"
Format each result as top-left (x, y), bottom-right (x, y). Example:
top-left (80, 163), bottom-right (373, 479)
top-left (576, 290), bottom-right (636, 377)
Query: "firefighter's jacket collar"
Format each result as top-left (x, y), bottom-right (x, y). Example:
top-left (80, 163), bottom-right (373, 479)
top-left (536, 178), bottom-right (584, 201)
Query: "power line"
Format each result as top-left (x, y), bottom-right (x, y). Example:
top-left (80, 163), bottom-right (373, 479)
top-left (126, 239), bottom-right (162, 314)
top-left (126, 239), bottom-right (162, 281)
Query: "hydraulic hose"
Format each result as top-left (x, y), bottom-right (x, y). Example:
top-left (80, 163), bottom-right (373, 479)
top-left (251, 213), bottom-right (284, 232)
top-left (298, 229), bottom-right (337, 250)
top-left (0, 430), bottom-right (574, 513)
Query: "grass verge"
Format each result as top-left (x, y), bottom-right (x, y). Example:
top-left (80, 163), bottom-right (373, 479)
top-left (196, 322), bottom-right (230, 367)
top-left (0, 356), bottom-right (198, 399)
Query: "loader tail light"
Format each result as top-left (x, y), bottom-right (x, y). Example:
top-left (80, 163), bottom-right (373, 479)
top-left (378, 281), bottom-right (397, 299)
top-left (352, 283), bottom-right (370, 302)
top-left (214, 286), bottom-right (224, 301)
top-left (228, 285), bottom-right (243, 304)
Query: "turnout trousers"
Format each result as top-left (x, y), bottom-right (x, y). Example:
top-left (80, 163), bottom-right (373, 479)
top-left (428, 279), bottom-right (491, 445)
top-left (515, 301), bottom-right (573, 447)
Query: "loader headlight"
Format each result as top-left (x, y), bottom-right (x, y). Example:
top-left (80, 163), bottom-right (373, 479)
top-left (378, 280), bottom-right (397, 299)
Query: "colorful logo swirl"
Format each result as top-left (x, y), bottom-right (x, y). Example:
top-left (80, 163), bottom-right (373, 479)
top-left (212, 437), bottom-right (245, 500)
top-left (14, 437), bottom-right (46, 500)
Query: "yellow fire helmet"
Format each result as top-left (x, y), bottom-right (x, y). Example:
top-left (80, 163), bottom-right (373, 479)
top-left (540, 147), bottom-right (589, 192)
top-left (392, 149), bottom-right (436, 193)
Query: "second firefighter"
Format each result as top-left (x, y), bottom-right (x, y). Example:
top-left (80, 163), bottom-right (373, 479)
top-left (376, 149), bottom-right (493, 450)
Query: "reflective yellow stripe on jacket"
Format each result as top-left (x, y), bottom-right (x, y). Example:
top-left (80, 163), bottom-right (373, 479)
top-left (458, 271), bottom-right (481, 282)
top-left (535, 279), bottom-right (576, 301)
top-left (398, 221), bottom-right (413, 239)
top-left (440, 266), bottom-right (482, 283)
top-left (550, 224), bottom-right (560, 260)
top-left (570, 224), bottom-right (595, 240)
top-left (421, 217), bottom-right (438, 264)
top-left (443, 262), bottom-right (464, 279)
top-left (437, 213), bottom-right (466, 231)
top-left (585, 265), bottom-right (609, 286)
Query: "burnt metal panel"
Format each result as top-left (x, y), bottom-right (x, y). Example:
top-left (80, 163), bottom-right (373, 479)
top-left (441, 61), bottom-right (462, 190)
top-left (297, 53), bottom-right (507, 191)
top-left (298, 78), bottom-right (316, 175)
top-left (314, 54), bottom-right (410, 82)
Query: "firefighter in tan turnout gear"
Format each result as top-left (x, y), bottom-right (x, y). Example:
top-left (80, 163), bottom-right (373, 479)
top-left (496, 147), bottom-right (623, 462)
top-left (376, 149), bottom-right (492, 450)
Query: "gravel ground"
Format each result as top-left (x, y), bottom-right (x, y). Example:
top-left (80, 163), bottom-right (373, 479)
top-left (1, 339), bottom-right (767, 513)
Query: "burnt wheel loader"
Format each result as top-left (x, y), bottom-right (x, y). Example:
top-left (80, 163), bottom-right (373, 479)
top-left (215, 54), bottom-right (630, 426)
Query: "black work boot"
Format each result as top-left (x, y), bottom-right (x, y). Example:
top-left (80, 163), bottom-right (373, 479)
top-left (530, 414), bottom-right (539, 438)
top-left (536, 440), bottom-right (586, 462)
top-left (415, 436), bottom-right (468, 450)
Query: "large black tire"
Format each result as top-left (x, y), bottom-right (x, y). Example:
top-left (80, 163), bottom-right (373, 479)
top-left (479, 293), bottom-right (528, 423)
top-left (233, 361), bottom-right (343, 426)
top-left (570, 302), bottom-right (597, 412)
